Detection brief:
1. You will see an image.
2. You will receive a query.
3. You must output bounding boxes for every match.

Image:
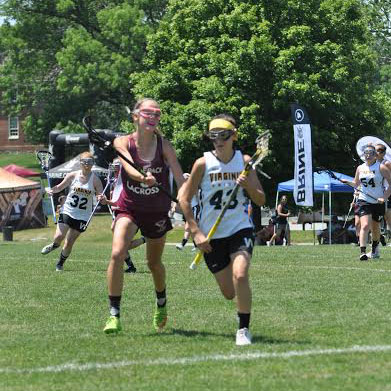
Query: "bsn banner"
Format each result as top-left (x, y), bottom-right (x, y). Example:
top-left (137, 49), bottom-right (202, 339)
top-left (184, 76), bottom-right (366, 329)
top-left (290, 104), bottom-right (313, 207)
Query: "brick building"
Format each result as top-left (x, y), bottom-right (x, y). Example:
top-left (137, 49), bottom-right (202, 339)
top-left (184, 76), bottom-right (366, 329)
top-left (0, 114), bottom-right (40, 152)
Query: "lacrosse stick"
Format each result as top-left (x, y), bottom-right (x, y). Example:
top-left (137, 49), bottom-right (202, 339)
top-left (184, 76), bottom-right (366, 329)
top-left (315, 167), bottom-right (379, 203)
top-left (343, 193), bottom-right (357, 229)
top-left (36, 150), bottom-right (57, 223)
top-left (189, 130), bottom-right (271, 270)
top-left (83, 164), bottom-right (116, 231)
top-left (82, 116), bottom-right (178, 203)
top-left (107, 204), bottom-right (115, 219)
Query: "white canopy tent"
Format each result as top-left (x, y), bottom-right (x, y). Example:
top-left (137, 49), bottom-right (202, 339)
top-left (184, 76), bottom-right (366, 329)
top-left (48, 153), bottom-right (108, 179)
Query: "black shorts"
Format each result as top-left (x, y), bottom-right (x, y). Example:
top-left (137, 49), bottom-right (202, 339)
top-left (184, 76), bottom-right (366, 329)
top-left (357, 201), bottom-right (385, 222)
top-left (58, 213), bottom-right (87, 232)
top-left (204, 228), bottom-right (254, 274)
top-left (276, 223), bottom-right (287, 230)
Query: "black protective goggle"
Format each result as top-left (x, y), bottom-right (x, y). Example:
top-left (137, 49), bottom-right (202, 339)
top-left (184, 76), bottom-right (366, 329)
top-left (206, 129), bottom-right (234, 141)
top-left (363, 149), bottom-right (376, 158)
top-left (80, 159), bottom-right (94, 165)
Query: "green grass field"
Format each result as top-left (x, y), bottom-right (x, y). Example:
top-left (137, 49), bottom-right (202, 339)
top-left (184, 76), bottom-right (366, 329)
top-left (0, 152), bottom-right (41, 171)
top-left (1, 216), bottom-right (391, 391)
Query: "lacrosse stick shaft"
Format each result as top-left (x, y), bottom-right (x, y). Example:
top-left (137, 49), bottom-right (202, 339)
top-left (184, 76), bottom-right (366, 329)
top-left (343, 195), bottom-right (357, 229)
top-left (342, 182), bottom-right (378, 203)
top-left (83, 175), bottom-right (112, 231)
top-left (37, 151), bottom-right (57, 223)
top-left (345, 184), bottom-right (378, 203)
top-left (190, 190), bottom-right (239, 269)
top-left (190, 147), bottom-right (265, 270)
top-left (114, 147), bottom-right (178, 203)
top-left (82, 117), bottom-right (178, 203)
top-left (108, 204), bottom-right (115, 219)
top-left (257, 169), bottom-right (271, 179)
top-left (46, 175), bottom-right (57, 224)
top-left (317, 168), bottom-right (379, 203)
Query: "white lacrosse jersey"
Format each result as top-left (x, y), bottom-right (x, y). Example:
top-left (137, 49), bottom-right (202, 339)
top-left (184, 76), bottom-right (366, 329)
top-left (381, 159), bottom-right (390, 190)
top-left (111, 170), bottom-right (123, 204)
top-left (358, 161), bottom-right (385, 203)
top-left (191, 193), bottom-right (199, 208)
top-left (198, 150), bottom-right (253, 239)
top-left (62, 171), bottom-right (96, 221)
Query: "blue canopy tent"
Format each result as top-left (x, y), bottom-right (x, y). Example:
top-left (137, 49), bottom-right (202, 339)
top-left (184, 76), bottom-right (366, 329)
top-left (276, 171), bottom-right (355, 244)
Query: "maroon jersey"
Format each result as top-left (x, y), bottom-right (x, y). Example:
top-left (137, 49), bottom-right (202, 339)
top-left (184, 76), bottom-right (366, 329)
top-left (116, 134), bottom-right (171, 213)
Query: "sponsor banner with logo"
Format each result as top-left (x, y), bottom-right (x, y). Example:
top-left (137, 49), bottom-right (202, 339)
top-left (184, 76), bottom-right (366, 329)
top-left (291, 104), bottom-right (313, 206)
top-left (0, 187), bottom-right (46, 230)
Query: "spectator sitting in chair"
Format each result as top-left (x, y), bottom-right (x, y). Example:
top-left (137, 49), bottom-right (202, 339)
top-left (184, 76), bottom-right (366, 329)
top-left (255, 223), bottom-right (274, 246)
top-left (317, 215), bottom-right (343, 244)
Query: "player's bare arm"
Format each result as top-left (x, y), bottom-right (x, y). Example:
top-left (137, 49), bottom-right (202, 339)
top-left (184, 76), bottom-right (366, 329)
top-left (47, 172), bottom-right (76, 195)
top-left (113, 135), bottom-right (155, 185)
top-left (380, 164), bottom-right (391, 201)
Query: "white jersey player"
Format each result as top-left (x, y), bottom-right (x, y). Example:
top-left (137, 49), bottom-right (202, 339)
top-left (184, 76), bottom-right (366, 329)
top-left (198, 150), bottom-right (253, 239)
top-left (375, 143), bottom-right (391, 240)
top-left (62, 171), bottom-right (96, 222)
top-left (341, 145), bottom-right (391, 260)
top-left (179, 114), bottom-right (265, 346)
top-left (40, 152), bottom-right (105, 271)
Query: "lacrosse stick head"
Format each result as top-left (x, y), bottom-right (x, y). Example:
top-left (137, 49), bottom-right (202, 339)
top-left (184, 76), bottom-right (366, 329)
top-left (36, 150), bottom-right (53, 171)
top-left (314, 167), bottom-right (338, 180)
top-left (251, 130), bottom-right (271, 168)
top-left (107, 163), bottom-right (117, 180)
top-left (82, 116), bottom-right (112, 151)
top-left (112, 157), bottom-right (121, 168)
top-left (314, 166), bottom-right (326, 174)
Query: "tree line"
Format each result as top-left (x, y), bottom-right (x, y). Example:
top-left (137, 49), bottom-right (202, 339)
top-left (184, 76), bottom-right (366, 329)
top-left (1, 0), bottom-right (391, 197)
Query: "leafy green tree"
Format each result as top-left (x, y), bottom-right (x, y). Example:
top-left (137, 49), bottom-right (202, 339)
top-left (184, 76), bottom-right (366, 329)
top-left (133, 0), bottom-right (389, 186)
top-left (0, 0), bottom-right (167, 143)
top-left (363, 0), bottom-right (391, 130)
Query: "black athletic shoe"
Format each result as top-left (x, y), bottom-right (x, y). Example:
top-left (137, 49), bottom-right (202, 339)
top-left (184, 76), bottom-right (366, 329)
top-left (125, 264), bottom-right (137, 273)
top-left (359, 253), bottom-right (368, 261)
top-left (380, 235), bottom-right (386, 246)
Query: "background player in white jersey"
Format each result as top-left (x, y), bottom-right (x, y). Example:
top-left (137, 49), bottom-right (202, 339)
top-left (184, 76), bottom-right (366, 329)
top-left (179, 114), bottom-right (265, 346)
top-left (41, 152), bottom-right (105, 271)
top-left (375, 143), bottom-right (391, 244)
top-left (341, 145), bottom-right (391, 260)
top-left (176, 173), bottom-right (199, 251)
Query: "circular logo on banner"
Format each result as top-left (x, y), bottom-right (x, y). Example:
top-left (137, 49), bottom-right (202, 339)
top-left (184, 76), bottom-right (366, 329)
top-left (295, 109), bottom-right (304, 122)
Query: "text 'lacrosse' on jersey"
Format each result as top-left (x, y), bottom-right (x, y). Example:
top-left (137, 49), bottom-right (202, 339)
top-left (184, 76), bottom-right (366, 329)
top-left (115, 134), bottom-right (171, 213)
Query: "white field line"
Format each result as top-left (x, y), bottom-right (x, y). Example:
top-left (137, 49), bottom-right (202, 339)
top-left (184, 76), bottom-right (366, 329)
top-left (251, 264), bottom-right (391, 273)
top-left (302, 265), bottom-right (391, 273)
top-left (1, 344), bottom-right (391, 374)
